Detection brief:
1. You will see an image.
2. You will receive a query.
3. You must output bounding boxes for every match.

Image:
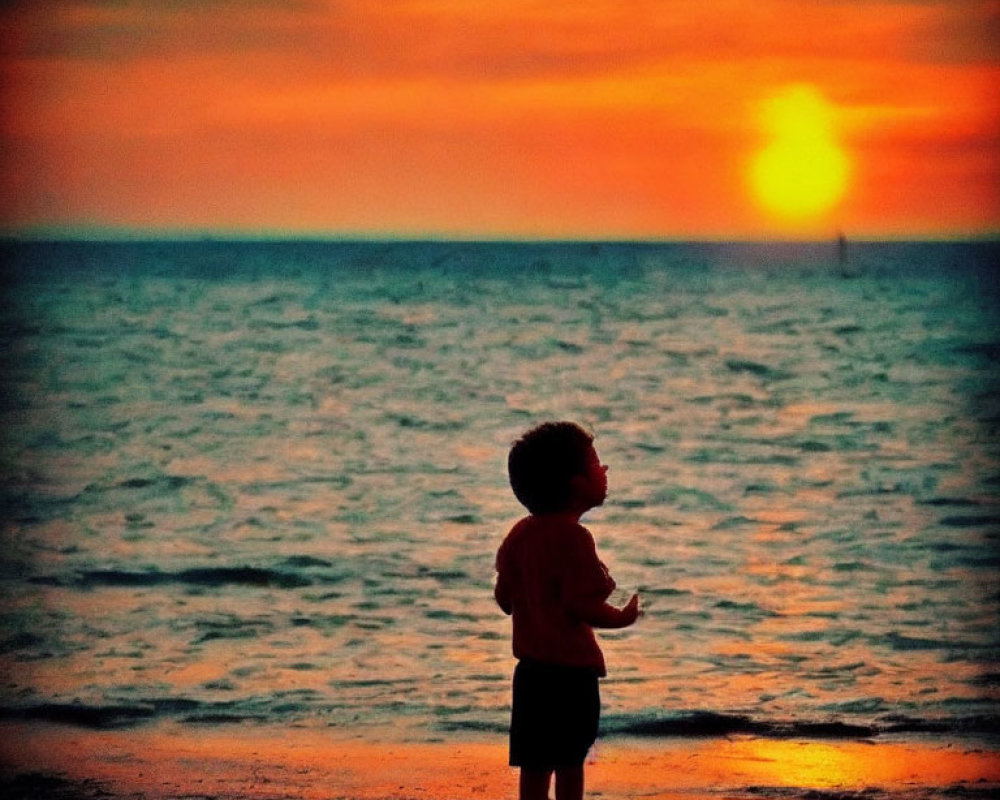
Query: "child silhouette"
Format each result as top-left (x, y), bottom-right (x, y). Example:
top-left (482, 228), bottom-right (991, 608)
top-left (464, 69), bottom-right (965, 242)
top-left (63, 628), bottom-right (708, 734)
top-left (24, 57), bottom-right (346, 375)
top-left (495, 421), bottom-right (640, 800)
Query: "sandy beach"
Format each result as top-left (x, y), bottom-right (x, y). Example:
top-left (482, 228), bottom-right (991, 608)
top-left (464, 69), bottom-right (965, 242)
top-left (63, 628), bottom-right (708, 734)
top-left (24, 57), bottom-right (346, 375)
top-left (2, 722), bottom-right (999, 799)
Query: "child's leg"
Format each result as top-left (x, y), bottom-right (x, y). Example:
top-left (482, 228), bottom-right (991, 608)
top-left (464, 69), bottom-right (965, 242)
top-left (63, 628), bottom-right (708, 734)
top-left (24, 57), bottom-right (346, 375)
top-left (519, 767), bottom-right (551, 800)
top-left (554, 764), bottom-right (584, 800)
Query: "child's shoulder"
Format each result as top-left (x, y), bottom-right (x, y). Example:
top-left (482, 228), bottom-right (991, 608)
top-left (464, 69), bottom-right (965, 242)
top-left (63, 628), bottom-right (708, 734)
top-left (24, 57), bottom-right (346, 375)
top-left (503, 515), bottom-right (591, 550)
top-left (517, 513), bottom-right (586, 531)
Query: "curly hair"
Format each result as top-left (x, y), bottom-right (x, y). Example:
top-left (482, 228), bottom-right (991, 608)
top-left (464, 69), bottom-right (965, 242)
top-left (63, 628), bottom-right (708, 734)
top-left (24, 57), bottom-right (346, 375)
top-left (507, 421), bottom-right (595, 514)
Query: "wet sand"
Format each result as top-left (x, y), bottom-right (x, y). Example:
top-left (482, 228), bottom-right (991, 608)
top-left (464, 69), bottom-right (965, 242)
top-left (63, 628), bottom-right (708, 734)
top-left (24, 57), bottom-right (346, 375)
top-left (1, 722), bottom-right (998, 799)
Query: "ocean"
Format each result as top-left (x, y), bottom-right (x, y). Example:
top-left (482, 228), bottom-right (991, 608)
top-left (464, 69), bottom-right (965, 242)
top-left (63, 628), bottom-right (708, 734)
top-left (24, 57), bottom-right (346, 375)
top-left (1, 239), bottom-right (998, 747)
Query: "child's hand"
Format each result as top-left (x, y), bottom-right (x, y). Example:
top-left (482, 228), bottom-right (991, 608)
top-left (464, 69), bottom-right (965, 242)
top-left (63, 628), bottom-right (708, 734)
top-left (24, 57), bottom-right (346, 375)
top-left (620, 593), bottom-right (641, 626)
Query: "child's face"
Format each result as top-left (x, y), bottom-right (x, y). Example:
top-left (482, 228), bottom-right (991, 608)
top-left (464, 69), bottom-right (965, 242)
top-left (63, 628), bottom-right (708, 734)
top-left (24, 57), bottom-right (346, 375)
top-left (576, 444), bottom-right (608, 511)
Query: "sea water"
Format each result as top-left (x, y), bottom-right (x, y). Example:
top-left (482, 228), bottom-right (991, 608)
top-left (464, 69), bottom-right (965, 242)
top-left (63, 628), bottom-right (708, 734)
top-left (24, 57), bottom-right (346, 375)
top-left (0, 240), bottom-right (997, 742)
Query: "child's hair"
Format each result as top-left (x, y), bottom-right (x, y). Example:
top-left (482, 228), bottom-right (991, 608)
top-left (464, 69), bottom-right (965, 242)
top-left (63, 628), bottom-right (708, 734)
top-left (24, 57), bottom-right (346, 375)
top-left (508, 421), bottom-right (595, 514)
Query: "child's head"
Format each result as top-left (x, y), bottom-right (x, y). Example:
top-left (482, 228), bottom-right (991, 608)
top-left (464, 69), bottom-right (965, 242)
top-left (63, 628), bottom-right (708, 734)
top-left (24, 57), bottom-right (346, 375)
top-left (508, 421), bottom-right (606, 515)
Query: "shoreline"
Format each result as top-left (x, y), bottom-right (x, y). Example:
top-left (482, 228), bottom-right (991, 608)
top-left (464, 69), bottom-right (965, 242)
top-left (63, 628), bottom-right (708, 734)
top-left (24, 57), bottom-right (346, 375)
top-left (2, 722), bottom-right (999, 799)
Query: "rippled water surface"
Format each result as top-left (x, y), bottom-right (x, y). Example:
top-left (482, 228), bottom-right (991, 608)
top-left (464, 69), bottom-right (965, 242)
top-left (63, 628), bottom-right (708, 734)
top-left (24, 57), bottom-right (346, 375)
top-left (1, 240), bottom-right (997, 741)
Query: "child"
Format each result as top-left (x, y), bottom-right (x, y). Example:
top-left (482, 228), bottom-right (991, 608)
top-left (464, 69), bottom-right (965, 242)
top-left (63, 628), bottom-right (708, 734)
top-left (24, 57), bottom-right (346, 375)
top-left (495, 421), bottom-right (640, 800)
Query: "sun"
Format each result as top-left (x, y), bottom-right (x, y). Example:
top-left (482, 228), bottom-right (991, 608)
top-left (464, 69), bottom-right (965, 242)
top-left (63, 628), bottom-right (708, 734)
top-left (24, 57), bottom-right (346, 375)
top-left (750, 85), bottom-right (850, 222)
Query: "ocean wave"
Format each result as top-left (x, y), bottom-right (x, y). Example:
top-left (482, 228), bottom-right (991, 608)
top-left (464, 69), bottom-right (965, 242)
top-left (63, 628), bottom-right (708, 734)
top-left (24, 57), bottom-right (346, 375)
top-left (607, 712), bottom-right (1000, 739)
top-left (5, 697), bottom-right (1000, 742)
top-left (937, 515), bottom-right (1000, 528)
top-left (0, 691), bottom-right (342, 730)
top-left (601, 712), bottom-right (876, 738)
top-left (441, 711), bottom-right (1000, 740)
top-left (29, 567), bottom-right (315, 590)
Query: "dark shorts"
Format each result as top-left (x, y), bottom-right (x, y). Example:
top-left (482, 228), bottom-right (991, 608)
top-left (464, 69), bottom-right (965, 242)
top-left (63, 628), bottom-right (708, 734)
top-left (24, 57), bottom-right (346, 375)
top-left (509, 658), bottom-right (601, 769)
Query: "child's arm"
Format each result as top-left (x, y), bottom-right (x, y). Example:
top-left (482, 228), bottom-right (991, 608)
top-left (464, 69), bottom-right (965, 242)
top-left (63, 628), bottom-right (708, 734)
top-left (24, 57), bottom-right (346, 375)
top-left (494, 575), bottom-right (512, 615)
top-left (494, 541), bottom-right (513, 614)
top-left (563, 527), bottom-right (640, 628)
top-left (574, 593), bottom-right (640, 629)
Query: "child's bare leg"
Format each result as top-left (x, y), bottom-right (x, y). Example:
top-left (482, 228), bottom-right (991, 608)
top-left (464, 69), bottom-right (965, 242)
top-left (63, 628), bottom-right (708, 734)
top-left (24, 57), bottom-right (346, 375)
top-left (519, 768), bottom-right (552, 800)
top-left (554, 764), bottom-right (584, 800)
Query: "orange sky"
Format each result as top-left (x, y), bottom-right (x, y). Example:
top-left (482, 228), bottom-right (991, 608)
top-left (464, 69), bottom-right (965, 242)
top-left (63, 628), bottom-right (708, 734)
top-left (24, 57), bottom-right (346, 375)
top-left (1, 0), bottom-right (998, 239)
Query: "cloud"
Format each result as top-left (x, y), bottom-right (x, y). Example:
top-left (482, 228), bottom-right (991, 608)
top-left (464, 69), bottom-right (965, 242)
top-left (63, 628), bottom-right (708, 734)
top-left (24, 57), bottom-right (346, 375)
top-left (907, 3), bottom-right (1000, 63)
top-left (0, 0), bottom-right (324, 62)
top-left (818, 0), bottom-right (999, 63)
top-left (5, 0), bottom-right (995, 78)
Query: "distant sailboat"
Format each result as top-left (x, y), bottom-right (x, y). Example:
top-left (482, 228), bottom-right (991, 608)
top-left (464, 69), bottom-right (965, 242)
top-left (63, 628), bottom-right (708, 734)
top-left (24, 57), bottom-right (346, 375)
top-left (836, 230), bottom-right (857, 277)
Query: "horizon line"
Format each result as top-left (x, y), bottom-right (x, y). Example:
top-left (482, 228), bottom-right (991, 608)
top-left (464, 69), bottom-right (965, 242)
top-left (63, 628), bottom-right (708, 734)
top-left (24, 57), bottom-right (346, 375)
top-left (3, 230), bottom-right (999, 245)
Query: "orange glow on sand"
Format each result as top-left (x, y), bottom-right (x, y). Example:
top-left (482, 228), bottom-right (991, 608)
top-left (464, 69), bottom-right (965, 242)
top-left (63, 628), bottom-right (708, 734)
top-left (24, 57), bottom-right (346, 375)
top-left (1, 723), bottom-right (998, 800)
